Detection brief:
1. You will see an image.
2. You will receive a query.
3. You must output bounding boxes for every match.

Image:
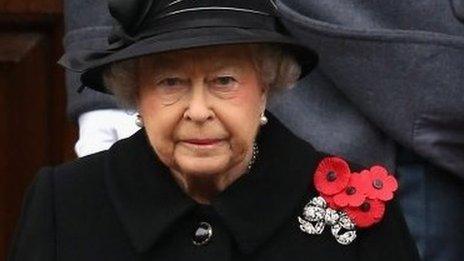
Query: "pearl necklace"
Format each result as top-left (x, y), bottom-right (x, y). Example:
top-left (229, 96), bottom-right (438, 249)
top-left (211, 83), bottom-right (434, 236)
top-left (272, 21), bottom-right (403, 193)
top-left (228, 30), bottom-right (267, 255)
top-left (247, 142), bottom-right (259, 171)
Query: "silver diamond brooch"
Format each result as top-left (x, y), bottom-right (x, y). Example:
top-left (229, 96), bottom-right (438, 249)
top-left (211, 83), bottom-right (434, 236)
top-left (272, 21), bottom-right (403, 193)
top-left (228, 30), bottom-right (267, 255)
top-left (298, 196), bottom-right (357, 245)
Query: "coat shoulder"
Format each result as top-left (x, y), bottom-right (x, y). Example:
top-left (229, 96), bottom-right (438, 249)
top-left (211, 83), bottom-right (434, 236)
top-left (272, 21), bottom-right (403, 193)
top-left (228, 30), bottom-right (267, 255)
top-left (53, 150), bottom-right (108, 179)
top-left (51, 150), bottom-right (111, 213)
top-left (9, 150), bottom-right (110, 260)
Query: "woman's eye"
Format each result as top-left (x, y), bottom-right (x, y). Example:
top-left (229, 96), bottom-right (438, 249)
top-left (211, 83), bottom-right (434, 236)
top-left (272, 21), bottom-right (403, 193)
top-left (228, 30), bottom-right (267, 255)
top-left (214, 76), bottom-right (236, 86)
top-left (159, 78), bottom-right (183, 87)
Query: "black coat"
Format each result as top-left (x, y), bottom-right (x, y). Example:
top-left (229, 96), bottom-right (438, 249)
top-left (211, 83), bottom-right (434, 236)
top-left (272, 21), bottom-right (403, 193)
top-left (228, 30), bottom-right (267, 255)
top-left (9, 114), bottom-right (419, 261)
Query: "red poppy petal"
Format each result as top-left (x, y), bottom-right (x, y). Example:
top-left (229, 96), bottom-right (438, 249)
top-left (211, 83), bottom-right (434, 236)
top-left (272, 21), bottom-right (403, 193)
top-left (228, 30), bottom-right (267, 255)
top-left (385, 175), bottom-right (399, 191)
top-left (365, 167), bottom-right (399, 201)
top-left (345, 200), bottom-right (385, 228)
top-left (370, 166), bottom-right (389, 178)
top-left (350, 194), bottom-right (367, 207)
top-left (358, 169), bottom-right (371, 180)
top-left (366, 192), bottom-right (378, 200)
top-left (377, 191), bottom-right (394, 201)
top-left (350, 174), bottom-right (369, 194)
top-left (314, 157), bottom-right (351, 195)
top-left (370, 200), bottom-right (386, 219)
top-left (345, 208), bottom-right (377, 228)
top-left (350, 173), bottom-right (368, 184)
top-left (333, 193), bottom-right (350, 207)
top-left (367, 188), bottom-right (385, 200)
top-left (333, 181), bottom-right (367, 208)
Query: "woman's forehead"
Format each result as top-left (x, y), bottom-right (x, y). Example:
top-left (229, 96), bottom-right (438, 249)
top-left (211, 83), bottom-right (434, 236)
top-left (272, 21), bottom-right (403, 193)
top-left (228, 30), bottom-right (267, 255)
top-left (141, 44), bottom-right (254, 70)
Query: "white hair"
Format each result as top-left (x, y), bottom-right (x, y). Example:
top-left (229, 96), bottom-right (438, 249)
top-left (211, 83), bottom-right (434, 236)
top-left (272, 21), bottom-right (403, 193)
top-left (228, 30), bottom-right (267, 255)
top-left (103, 43), bottom-right (301, 109)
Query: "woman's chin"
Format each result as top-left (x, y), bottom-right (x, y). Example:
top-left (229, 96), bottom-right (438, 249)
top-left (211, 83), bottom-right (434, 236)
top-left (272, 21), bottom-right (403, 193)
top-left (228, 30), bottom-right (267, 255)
top-left (175, 156), bottom-right (231, 176)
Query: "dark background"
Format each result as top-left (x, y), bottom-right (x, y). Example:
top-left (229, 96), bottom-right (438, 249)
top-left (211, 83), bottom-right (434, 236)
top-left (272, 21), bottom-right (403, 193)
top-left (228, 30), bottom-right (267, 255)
top-left (0, 0), bottom-right (76, 259)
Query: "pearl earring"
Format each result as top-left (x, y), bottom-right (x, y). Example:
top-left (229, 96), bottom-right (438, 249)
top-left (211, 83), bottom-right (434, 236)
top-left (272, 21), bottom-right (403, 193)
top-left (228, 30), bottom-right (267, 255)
top-left (135, 114), bottom-right (144, 127)
top-left (260, 113), bottom-right (268, 125)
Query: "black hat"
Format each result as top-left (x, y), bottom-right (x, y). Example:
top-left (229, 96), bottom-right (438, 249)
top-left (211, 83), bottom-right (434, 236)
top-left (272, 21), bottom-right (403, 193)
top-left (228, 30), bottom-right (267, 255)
top-left (59, 0), bottom-right (318, 94)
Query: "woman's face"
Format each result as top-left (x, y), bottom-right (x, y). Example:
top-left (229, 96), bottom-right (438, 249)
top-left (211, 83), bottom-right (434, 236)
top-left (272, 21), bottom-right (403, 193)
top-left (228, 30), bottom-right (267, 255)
top-left (137, 45), bottom-right (267, 179)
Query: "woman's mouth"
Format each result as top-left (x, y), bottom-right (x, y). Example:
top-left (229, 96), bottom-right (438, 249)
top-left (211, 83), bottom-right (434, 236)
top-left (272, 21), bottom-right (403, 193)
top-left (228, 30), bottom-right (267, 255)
top-left (184, 139), bottom-right (222, 145)
top-left (181, 139), bottom-right (225, 149)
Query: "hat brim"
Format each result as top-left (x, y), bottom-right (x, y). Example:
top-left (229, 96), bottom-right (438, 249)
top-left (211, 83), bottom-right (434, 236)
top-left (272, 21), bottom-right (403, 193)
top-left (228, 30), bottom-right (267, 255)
top-left (60, 26), bottom-right (318, 93)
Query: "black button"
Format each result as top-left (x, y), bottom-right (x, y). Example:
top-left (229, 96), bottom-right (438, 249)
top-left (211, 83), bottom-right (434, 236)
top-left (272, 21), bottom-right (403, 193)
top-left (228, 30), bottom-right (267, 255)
top-left (192, 222), bottom-right (213, 246)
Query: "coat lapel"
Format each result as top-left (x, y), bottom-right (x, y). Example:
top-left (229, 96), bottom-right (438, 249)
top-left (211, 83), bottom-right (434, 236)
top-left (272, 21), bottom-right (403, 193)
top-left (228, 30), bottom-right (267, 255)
top-left (212, 113), bottom-right (323, 254)
top-left (104, 130), bottom-right (196, 253)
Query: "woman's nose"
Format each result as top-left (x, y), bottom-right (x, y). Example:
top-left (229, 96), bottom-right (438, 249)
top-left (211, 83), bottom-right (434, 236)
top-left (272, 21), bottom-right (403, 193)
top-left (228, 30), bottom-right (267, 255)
top-left (183, 83), bottom-right (214, 123)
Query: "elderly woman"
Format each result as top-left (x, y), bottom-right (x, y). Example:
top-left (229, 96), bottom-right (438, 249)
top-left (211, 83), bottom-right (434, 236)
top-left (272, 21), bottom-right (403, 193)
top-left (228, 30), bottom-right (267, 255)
top-left (9, 0), bottom-right (419, 260)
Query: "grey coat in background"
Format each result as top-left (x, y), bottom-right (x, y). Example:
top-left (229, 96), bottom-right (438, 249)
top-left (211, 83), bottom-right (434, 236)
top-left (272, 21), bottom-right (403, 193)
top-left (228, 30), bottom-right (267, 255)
top-left (64, 0), bottom-right (116, 121)
top-left (269, 1), bottom-right (464, 260)
top-left (274, 0), bottom-right (464, 178)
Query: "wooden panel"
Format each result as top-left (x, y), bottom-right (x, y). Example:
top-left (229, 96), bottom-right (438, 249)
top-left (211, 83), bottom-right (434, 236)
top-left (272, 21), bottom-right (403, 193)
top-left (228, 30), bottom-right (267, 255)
top-left (0, 4), bottom-right (77, 258)
top-left (0, 33), bottom-right (42, 63)
top-left (0, 32), bottom-right (51, 259)
top-left (0, 22), bottom-right (77, 260)
top-left (0, 0), bottom-right (62, 14)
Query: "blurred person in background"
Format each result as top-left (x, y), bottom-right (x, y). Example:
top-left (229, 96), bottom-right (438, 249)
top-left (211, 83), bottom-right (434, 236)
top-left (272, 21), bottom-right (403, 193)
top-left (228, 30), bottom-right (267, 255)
top-left (64, 0), bottom-right (139, 157)
top-left (272, 1), bottom-right (464, 260)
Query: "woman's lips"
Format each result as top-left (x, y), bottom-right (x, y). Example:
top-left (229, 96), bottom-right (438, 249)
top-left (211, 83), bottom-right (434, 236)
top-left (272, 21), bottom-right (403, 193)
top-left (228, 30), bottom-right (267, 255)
top-left (184, 139), bottom-right (222, 145)
top-left (181, 139), bottom-right (225, 149)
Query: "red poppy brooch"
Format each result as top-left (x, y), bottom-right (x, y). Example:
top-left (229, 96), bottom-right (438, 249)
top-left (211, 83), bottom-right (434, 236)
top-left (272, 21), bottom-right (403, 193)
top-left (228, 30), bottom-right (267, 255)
top-left (298, 157), bottom-right (398, 245)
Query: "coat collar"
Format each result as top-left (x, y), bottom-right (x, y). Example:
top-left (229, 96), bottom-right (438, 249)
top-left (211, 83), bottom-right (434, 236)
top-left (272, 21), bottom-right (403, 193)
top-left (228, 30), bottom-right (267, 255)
top-left (104, 113), bottom-right (323, 254)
